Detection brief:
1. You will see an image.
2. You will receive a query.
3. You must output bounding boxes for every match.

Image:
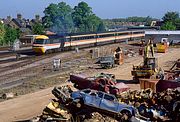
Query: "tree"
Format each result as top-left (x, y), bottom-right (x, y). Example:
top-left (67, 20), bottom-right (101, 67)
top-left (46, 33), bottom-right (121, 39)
top-left (43, 2), bottom-right (74, 33)
top-left (162, 12), bottom-right (179, 24)
top-left (161, 21), bottom-right (176, 30)
top-left (4, 26), bottom-right (19, 45)
top-left (175, 19), bottom-right (180, 30)
top-left (72, 1), bottom-right (105, 32)
top-left (72, 2), bottom-right (92, 32)
top-left (32, 23), bottom-right (44, 35)
top-left (0, 22), bottom-right (5, 45)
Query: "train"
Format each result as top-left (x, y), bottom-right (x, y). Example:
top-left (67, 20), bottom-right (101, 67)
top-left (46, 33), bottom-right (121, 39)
top-left (32, 30), bottom-right (145, 54)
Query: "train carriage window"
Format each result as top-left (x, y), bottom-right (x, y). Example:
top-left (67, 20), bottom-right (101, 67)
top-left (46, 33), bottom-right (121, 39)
top-left (117, 32), bottom-right (129, 36)
top-left (52, 39), bottom-right (60, 43)
top-left (65, 38), bottom-right (70, 42)
top-left (133, 31), bottom-right (144, 34)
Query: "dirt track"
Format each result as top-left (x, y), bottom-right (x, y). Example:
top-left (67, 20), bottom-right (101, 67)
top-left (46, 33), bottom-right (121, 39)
top-left (0, 48), bottom-right (179, 122)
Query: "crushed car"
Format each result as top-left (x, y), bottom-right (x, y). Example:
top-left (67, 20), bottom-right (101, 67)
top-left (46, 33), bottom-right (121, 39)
top-left (70, 73), bottom-right (129, 96)
top-left (51, 86), bottom-right (136, 121)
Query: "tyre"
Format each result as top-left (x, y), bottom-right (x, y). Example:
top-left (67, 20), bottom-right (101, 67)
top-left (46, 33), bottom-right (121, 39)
top-left (73, 83), bottom-right (78, 88)
top-left (74, 99), bottom-right (84, 108)
top-left (120, 110), bottom-right (132, 122)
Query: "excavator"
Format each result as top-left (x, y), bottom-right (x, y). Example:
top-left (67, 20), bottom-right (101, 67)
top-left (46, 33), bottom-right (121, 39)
top-left (131, 39), bottom-right (159, 80)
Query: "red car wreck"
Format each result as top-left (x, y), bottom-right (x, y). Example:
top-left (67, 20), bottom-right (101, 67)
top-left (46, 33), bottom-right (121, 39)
top-left (70, 73), bottom-right (129, 96)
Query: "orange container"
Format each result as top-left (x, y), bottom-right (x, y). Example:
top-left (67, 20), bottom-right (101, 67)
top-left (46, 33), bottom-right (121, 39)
top-left (139, 79), bottom-right (159, 92)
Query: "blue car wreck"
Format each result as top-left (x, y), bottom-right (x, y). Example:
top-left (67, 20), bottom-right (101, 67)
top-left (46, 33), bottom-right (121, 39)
top-left (70, 89), bottom-right (136, 121)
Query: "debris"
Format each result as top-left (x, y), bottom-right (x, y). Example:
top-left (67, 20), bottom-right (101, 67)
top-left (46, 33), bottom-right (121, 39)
top-left (70, 73), bottom-right (129, 96)
top-left (99, 56), bottom-right (115, 69)
top-left (40, 83), bottom-right (180, 122)
top-left (1, 92), bottom-right (14, 99)
top-left (40, 99), bottom-right (71, 121)
top-left (114, 47), bottom-right (124, 65)
top-left (53, 58), bottom-right (61, 71)
top-left (119, 88), bottom-right (180, 121)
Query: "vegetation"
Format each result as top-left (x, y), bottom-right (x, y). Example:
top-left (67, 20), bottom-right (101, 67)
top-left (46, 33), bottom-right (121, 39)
top-left (4, 26), bottom-right (20, 45)
top-left (32, 23), bottom-right (45, 35)
top-left (161, 21), bottom-right (176, 30)
top-left (0, 22), bottom-right (5, 45)
top-left (0, 22), bottom-right (20, 46)
top-left (72, 2), bottom-right (105, 32)
top-left (161, 11), bottom-right (180, 30)
top-left (162, 12), bottom-right (179, 24)
top-left (43, 1), bottom-right (105, 33)
top-left (43, 2), bottom-right (74, 33)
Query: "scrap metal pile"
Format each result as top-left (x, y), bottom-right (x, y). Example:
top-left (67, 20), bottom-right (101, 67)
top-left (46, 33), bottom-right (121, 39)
top-left (70, 73), bottom-right (130, 96)
top-left (37, 72), bottom-right (180, 122)
top-left (39, 85), bottom-right (133, 122)
top-left (38, 85), bottom-right (180, 122)
top-left (119, 88), bottom-right (180, 121)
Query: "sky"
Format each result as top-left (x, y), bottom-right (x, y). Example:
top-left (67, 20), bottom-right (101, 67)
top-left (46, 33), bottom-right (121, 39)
top-left (0, 0), bottom-right (180, 20)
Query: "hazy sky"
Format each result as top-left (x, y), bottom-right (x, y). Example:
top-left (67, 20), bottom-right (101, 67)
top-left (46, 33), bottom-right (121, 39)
top-left (0, 0), bottom-right (180, 19)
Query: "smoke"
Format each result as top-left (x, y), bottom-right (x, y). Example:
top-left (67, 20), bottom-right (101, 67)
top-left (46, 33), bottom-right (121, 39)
top-left (49, 16), bottom-right (75, 35)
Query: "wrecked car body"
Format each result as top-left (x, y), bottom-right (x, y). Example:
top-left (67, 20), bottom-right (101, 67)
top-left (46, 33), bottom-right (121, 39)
top-left (51, 86), bottom-right (136, 121)
top-left (70, 73), bottom-right (129, 96)
top-left (71, 89), bottom-right (136, 120)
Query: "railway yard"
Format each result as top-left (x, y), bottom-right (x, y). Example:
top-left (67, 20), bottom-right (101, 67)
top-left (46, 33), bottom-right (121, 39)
top-left (0, 40), bottom-right (180, 122)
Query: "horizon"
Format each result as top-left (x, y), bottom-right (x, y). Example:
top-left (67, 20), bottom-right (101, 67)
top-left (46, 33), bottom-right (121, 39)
top-left (0, 0), bottom-right (180, 20)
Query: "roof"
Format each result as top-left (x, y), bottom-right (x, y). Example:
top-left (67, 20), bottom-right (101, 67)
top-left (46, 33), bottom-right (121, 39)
top-left (35, 35), bottom-right (49, 39)
top-left (145, 30), bottom-right (180, 35)
top-left (12, 18), bottom-right (25, 28)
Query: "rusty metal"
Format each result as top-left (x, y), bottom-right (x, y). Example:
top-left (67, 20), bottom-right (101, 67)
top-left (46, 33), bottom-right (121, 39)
top-left (119, 88), bottom-right (180, 121)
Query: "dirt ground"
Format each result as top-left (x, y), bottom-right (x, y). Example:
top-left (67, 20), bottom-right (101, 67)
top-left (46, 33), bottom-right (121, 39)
top-left (0, 46), bottom-right (179, 122)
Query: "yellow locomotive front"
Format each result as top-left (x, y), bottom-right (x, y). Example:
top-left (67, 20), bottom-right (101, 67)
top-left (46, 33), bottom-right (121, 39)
top-left (32, 35), bottom-right (49, 54)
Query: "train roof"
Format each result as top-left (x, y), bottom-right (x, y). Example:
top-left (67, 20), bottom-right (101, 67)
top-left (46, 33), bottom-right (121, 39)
top-left (35, 35), bottom-right (49, 39)
top-left (46, 29), bottom-right (145, 38)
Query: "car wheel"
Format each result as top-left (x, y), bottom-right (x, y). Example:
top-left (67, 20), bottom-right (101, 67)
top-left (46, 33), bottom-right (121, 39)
top-left (74, 99), bottom-right (84, 108)
top-left (73, 83), bottom-right (78, 88)
top-left (120, 110), bottom-right (132, 122)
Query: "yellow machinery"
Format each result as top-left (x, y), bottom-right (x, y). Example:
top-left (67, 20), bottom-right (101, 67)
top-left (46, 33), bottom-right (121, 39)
top-left (131, 39), bottom-right (158, 80)
top-left (156, 38), bottom-right (169, 53)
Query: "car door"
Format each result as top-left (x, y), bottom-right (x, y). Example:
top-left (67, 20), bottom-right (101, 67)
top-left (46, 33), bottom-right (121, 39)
top-left (99, 93), bottom-right (119, 112)
top-left (84, 91), bottom-right (101, 108)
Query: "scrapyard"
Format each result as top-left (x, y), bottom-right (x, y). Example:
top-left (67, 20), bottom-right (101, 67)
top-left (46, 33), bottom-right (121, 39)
top-left (32, 41), bottom-right (180, 122)
top-left (0, 35), bottom-right (180, 122)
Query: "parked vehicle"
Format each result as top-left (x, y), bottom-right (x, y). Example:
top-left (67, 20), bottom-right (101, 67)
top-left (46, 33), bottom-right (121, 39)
top-left (71, 89), bottom-right (136, 121)
top-left (70, 74), bottom-right (129, 96)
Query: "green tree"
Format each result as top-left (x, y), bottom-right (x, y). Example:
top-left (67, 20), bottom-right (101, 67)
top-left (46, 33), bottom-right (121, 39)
top-left (162, 12), bottom-right (179, 24)
top-left (43, 2), bottom-right (74, 33)
top-left (4, 26), bottom-right (18, 45)
top-left (72, 2), bottom-right (105, 32)
top-left (0, 22), bottom-right (5, 45)
top-left (32, 23), bottom-right (44, 35)
top-left (175, 19), bottom-right (180, 30)
top-left (161, 21), bottom-right (176, 30)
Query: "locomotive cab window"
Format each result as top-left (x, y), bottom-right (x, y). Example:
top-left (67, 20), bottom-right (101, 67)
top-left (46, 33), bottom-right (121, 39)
top-left (33, 39), bottom-right (45, 44)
